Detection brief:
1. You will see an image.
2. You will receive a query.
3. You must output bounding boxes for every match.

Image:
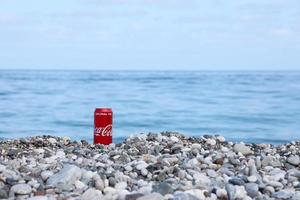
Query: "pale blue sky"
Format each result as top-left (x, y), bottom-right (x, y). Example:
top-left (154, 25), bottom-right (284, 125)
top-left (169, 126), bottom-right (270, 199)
top-left (0, 0), bottom-right (299, 70)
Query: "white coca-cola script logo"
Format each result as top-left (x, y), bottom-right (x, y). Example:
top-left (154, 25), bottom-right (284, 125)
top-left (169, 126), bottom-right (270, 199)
top-left (95, 124), bottom-right (112, 136)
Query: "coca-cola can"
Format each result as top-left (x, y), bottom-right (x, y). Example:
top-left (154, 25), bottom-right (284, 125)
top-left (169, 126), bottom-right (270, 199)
top-left (94, 108), bottom-right (113, 145)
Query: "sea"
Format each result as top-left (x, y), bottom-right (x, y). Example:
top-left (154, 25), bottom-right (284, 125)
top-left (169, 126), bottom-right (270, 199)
top-left (0, 70), bottom-right (300, 144)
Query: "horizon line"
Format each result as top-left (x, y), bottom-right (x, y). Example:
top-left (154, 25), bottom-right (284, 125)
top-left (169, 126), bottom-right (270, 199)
top-left (0, 68), bottom-right (300, 72)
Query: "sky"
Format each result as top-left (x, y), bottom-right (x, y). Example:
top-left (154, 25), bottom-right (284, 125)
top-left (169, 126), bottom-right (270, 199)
top-left (0, 0), bottom-right (299, 70)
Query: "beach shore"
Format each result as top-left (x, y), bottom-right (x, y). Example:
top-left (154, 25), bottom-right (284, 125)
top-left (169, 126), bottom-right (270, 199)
top-left (0, 132), bottom-right (299, 200)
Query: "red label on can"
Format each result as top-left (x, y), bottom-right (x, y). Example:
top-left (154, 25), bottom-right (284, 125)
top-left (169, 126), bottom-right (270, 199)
top-left (94, 108), bottom-right (113, 145)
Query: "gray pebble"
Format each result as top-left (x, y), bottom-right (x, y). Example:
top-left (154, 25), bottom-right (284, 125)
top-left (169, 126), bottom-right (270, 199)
top-left (10, 183), bottom-right (32, 195)
top-left (153, 182), bottom-right (174, 195)
top-left (245, 183), bottom-right (259, 198)
top-left (229, 177), bottom-right (245, 186)
top-left (287, 155), bottom-right (300, 166)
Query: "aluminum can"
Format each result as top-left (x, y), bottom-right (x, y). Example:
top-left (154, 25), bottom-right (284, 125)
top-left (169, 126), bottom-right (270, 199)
top-left (94, 108), bottom-right (113, 145)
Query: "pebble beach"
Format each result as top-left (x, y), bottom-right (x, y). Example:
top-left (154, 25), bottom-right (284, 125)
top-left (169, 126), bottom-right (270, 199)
top-left (0, 132), bottom-right (300, 200)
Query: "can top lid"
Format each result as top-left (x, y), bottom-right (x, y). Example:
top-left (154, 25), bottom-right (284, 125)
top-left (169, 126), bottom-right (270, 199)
top-left (95, 108), bottom-right (112, 112)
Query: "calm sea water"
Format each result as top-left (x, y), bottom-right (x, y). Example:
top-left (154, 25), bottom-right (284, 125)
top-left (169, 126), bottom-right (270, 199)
top-left (0, 70), bottom-right (300, 144)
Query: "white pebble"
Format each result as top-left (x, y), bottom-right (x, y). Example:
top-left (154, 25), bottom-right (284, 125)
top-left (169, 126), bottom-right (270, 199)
top-left (141, 168), bottom-right (148, 176)
top-left (206, 139), bottom-right (216, 146)
top-left (115, 182), bottom-right (127, 190)
top-left (47, 138), bottom-right (57, 144)
top-left (41, 170), bottom-right (54, 181)
top-left (75, 180), bottom-right (87, 190)
top-left (170, 136), bottom-right (179, 143)
top-left (248, 175), bottom-right (258, 183)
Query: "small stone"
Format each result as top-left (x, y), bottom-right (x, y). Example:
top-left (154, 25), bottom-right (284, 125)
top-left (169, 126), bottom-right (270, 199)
top-left (170, 136), bottom-right (179, 143)
top-left (104, 187), bottom-right (116, 195)
top-left (27, 180), bottom-right (40, 189)
top-left (55, 150), bottom-right (65, 158)
top-left (263, 186), bottom-right (275, 195)
top-left (94, 176), bottom-right (105, 191)
top-left (47, 164), bottom-right (82, 187)
top-left (137, 192), bottom-right (163, 200)
top-left (164, 194), bottom-right (174, 199)
top-left (171, 144), bottom-right (183, 152)
top-left (27, 197), bottom-right (48, 200)
top-left (249, 162), bottom-right (258, 176)
top-left (207, 169), bottom-right (217, 178)
top-left (247, 175), bottom-right (257, 183)
top-left (255, 157), bottom-right (262, 169)
top-left (0, 188), bottom-right (8, 199)
top-left (216, 188), bottom-right (227, 198)
top-left (178, 170), bottom-right (186, 179)
top-left (287, 155), bottom-right (300, 166)
top-left (138, 186), bottom-right (152, 194)
top-left (186, 158), bottom-right (199, 168)
top-left (267, 180), bottom-right (283, 188)
top-left (75, 180), bottom-right (87, 190)
top-left (153, 182), bottom-right (173, 195)
top-left (109, 177), bottom-right (116, 187)
top-left (273, 190), bottom-right (293, 199)
top-left (234, 185), bottom-right (247, 199)
top-left (55, 182), bottom-right (74, 192)
top-left (233, 143), bottom-right (253, 155)
top-left (115, 182), bottom-right (127, 190)
top-left (10, 183), bottom-right (32, 195)
top-left (185, 189), bottom-right (206, 199)
top-left (82, 188), bottom-right (103, 200)
top-left (125, 193), bottom-right (144, 200)
top-left (214, 158), bottom-right (224, 165)
top-left (117, 189), bottom-right (130, 200)
top-left (221, 146), bottom-right (229, 152)
top-left (47, 138), bottom-right (57, 144)
top-left (269, 169), bottom-right (285, 181)
top-left (141, 168), bottom-right (148, 176)
top-left (19, 138), bottom-right (28, 143)
top-left (229, 177), bottom-right (245, 186)
top-left (216, 136), bottom-right (226, 142)
top-left (125, 165), bottom-right (133, 172)
top-left (0, 164), bottom-right (5, 172)
top-left (290, 170), bottom-right (300, 178)
top-left (193, 173), bottom-right (211, 187)
top-left (136, 161), bottom-right (148, 170)
top-left (226, 183), bottom-right (235, 200)
top-left (292, 192), bottom-right (300, 200)
top-left (173, 192), bottom-right (198, 200)
top-left (6, 177), bottom-right (18, 186)
top-left (191, 143), bottom-right (201, 150)
top-left (245, 183), bottom-right (259, 198)
top-left (33, 148), bottom-right (45, 154)
top-left (41, 170), bottom-right (54, 181)
top-left (261, 156), bottom-right (281, 167)
top-left (62, 136), bottom-right (71, 144)
top-left (81, 170), bottom-right (95, 184)
top-left (206, 139), bottom-right (216, 146)
top-left (130, 172), bottom-right (138, 179)
top-left (7, 149), bottom-right (19, 157)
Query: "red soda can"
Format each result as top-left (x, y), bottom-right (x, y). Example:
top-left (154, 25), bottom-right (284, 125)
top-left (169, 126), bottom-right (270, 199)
top-left (94, 108), bottom-right (113, 145)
